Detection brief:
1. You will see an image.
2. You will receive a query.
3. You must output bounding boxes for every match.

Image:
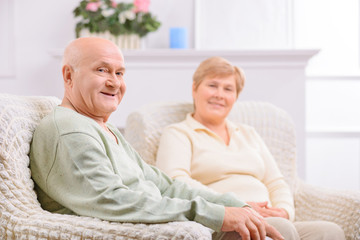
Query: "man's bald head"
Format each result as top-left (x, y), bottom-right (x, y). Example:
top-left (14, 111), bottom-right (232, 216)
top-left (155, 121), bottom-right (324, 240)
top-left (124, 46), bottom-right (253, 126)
top-left (60, 37), bottom-right (126, 123)
top-left (62, 37), bottom-right (123, 70)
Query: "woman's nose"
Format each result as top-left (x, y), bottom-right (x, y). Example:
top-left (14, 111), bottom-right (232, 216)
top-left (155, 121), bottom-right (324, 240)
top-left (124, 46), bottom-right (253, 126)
top-left (214, 88), bottom-right (224, 98)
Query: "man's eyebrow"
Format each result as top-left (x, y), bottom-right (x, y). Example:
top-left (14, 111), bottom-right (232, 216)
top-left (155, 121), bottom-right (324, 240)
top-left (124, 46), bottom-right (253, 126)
top-left (118, 66), bottom-right (126, 72)
top-left (96, 61), bottom-right (126, 71)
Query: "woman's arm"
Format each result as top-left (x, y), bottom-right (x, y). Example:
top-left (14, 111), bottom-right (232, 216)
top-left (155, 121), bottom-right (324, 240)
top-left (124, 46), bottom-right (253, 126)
top-left (156, 126), bottom-right (213, 191)
top-left (249, 127), bottom-right (295, 221)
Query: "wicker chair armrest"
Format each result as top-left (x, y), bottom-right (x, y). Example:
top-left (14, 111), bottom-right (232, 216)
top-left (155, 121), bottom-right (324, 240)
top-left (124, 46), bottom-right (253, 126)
top-left (1, 209), bottom-right (212, 239)
top-left (294, 180), bottom-right (360, 240)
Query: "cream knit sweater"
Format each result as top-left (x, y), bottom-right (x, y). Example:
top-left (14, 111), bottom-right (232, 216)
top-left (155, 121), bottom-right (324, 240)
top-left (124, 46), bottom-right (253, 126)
top-left (156, 113), bottom-right (295, 221)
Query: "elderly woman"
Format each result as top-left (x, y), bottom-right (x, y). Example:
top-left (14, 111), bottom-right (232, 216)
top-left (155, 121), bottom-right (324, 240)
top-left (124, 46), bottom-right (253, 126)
top-left (156, 56), bottom-right (345, 240)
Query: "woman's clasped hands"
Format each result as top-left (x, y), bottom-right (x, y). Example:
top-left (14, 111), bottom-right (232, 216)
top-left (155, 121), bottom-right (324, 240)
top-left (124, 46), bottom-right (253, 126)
top-left (247, 202), bottom-right (289, 219)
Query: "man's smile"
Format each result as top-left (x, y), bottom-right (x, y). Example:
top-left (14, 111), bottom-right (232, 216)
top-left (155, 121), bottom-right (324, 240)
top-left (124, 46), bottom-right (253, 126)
top-left (101, 91), bottom-right (117, 97)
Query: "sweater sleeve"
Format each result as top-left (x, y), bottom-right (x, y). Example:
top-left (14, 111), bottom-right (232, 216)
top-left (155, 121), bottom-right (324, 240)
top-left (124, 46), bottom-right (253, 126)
top-left (249, 127), bottom-right (295, 221)
top-left (40, 131), bottom-right (245, 232)
top-left (156, 126), bottom-right (212, 191)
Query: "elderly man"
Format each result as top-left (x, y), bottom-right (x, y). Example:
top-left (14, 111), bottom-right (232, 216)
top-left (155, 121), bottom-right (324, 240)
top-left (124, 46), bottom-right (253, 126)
top-left (30, 37), bottom-right (282, 240)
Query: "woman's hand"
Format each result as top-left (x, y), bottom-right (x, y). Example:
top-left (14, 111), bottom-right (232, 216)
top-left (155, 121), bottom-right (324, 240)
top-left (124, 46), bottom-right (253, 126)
top-left (247, 202), bottom-right (289, 219)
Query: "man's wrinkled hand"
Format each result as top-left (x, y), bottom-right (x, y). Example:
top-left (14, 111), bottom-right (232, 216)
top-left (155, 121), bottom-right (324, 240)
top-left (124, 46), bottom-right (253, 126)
top-left (221, 206), bottom-right (284, 240)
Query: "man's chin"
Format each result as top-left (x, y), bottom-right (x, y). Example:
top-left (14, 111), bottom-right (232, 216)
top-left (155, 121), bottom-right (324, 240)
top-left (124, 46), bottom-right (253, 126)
top-left (97, 104), bottom-right (119, 115)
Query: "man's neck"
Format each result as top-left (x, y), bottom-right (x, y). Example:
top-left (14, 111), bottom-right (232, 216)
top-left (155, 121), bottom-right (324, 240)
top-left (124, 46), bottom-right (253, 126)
top-left (60, 97), bottom-right (109, 129)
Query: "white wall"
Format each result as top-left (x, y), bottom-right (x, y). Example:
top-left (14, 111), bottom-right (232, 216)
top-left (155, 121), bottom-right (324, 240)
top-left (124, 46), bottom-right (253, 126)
top-left (1, 0), bottom-right (315, 180)
top-left (195, 0), bottom-right (293, 49)
top-left (296, 0), bottom-right (360, 190)
top-left (2, 0), bottom-right (305, 120)
top-left (0, 1), bottom-right (77, 97)
top-left (0, 0), bottom-right (195, 97)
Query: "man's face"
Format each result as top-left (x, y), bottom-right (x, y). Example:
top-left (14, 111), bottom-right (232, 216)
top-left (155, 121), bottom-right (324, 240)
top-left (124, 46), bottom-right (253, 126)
top-left (66, 42), bottom-right (126, 119)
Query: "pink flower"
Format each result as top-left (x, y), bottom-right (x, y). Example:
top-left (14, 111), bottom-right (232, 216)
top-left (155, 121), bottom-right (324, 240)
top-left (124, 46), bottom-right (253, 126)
top-left (133, 0), bottom-right (150, 13)
top-left (111, 0), bottom-right (117, 8)
top-left (86, 1), bottom-right (101, 12)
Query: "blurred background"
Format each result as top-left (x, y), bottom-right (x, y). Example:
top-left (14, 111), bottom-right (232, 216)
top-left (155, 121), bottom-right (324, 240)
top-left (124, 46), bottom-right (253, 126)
top-left (1, 0), bottom-right (359, 191)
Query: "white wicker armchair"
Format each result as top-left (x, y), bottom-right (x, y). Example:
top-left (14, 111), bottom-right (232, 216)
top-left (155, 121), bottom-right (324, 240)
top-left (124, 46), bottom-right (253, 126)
top-left (125, 101), bottom-right (360, 240)
top-left (0, 94), bottom-right (212, 239)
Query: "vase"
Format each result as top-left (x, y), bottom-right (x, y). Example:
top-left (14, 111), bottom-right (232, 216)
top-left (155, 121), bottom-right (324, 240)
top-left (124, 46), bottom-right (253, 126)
top-left (79, 29), bottom-right (142, 50)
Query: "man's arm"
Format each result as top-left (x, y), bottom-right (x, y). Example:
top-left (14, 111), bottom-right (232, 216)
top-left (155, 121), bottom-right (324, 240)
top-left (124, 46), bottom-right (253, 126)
top-left (36, 132), bottom-right (228, 231)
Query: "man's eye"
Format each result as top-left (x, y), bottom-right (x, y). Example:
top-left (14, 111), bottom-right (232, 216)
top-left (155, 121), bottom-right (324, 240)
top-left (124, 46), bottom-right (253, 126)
top-left (116, 72), bottom-right (124, 76)
top-left (98, 68), bottom-right (106, 72)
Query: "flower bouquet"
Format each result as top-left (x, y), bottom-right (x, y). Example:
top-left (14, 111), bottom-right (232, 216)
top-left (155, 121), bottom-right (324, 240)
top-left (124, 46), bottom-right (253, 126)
top-left (73, 0), bottom-right (161, 49)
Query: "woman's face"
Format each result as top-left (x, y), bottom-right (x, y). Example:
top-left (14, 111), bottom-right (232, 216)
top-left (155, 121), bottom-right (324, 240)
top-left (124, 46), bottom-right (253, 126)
top-left (192, 74), bottom-right (237, 125)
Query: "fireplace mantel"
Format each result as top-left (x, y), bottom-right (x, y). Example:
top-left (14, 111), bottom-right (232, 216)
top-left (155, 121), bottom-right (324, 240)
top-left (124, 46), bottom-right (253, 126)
top-left (50, 48), bottom-right (318, 68)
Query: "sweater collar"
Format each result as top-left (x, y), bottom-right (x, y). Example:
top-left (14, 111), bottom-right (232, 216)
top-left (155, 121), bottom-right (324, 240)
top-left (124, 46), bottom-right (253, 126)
top-left (185, 113), bottom-right (239, 136)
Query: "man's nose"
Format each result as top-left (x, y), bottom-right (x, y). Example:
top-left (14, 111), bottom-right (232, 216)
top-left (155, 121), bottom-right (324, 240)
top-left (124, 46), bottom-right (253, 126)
top-left (106, 73), bottom-right (122, 88)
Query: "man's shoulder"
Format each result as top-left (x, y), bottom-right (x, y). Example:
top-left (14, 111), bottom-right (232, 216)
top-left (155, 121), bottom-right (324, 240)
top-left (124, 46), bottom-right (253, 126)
top-left (36, 106), bottom-right (99, 137)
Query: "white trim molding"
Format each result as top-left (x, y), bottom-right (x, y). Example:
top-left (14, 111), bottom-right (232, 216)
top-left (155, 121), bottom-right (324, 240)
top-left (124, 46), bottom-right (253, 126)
top-left (49, 48), bottom-right (319, 69)
top-left (122, 49), bottom-right (318, 69)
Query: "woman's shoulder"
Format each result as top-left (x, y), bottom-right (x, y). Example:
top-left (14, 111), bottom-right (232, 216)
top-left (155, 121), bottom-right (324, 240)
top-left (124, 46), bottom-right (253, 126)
top-left (163, 118), bottom-right (189, 133)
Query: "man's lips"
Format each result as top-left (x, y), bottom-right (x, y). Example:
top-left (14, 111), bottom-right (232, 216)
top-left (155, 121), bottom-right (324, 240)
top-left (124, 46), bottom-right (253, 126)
top-left (101, 92), bottom-right (117, 97)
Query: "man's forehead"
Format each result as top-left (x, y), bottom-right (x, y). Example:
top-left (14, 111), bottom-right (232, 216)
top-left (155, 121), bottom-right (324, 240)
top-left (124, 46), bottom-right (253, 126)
top-left (78, 39), bottom-right (123, 59)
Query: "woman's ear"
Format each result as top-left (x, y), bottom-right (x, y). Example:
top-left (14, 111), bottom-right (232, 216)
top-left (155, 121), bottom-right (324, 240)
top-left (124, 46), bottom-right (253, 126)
top-left (62, 65), bottom-right (74, 87)
top-left (192, 82), bottom-right (196, 98)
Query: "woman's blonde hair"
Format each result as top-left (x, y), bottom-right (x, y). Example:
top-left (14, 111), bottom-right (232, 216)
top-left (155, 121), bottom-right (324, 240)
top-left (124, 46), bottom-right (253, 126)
top-left (192, 56), bottom-right (245, 97)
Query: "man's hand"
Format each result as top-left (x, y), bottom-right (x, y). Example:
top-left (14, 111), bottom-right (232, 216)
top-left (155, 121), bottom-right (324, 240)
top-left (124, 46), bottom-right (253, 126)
top-left (221, 206), bottom-right (284, 240)
top-left (247, 202), bottom-right (289, 219)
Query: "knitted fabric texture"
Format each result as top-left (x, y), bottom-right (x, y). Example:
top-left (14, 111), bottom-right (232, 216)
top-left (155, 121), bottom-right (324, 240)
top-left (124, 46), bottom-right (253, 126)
top-left (0, 94), bottom-right (212, 240)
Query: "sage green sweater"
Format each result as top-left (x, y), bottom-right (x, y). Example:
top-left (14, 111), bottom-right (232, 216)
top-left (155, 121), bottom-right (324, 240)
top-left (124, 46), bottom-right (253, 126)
top-left (30, 106), bottom-right (246, 232)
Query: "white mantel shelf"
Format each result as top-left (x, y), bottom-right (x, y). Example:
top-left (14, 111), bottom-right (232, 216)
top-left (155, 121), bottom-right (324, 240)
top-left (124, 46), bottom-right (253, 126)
top-left (49, 48), bottom-right (319, 69)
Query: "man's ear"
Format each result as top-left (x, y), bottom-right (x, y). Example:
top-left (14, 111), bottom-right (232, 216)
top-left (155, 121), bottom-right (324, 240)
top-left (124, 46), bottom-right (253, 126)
top-left (62, 65), bottom-right (74, 87)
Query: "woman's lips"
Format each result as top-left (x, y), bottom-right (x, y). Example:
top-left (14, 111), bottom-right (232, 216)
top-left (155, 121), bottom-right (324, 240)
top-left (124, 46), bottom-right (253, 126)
top-left (209, 101), bottom-right (225, 107)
